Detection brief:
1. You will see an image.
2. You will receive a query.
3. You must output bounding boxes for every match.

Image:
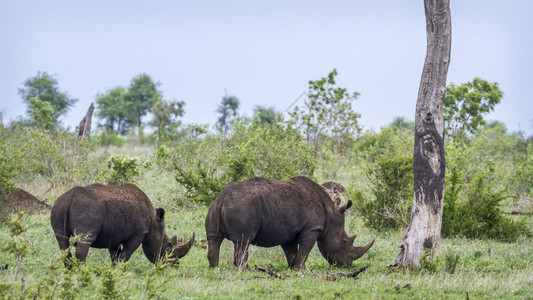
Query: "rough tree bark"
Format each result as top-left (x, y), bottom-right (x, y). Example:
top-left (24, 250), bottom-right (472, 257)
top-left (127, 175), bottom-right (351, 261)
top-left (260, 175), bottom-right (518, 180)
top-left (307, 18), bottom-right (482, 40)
top-left (389, 0), bottom-right (451, 268)
top-left (75, 103), bottom-right (94, 140)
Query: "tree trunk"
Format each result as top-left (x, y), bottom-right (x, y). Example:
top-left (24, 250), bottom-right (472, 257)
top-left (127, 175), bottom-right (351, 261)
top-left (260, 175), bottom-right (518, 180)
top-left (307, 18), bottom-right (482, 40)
top-left (75, 103), bottom-right (94, 140)
top-left (389, 0), bottom-right (451, 268)
top-left (157, 123), bottom-right (162, 148)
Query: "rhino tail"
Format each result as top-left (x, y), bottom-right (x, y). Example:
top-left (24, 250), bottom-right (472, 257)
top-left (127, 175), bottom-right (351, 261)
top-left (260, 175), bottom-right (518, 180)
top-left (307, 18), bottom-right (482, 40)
top-left (51, 197), bottom-right (73, 250)
top-left (205, 196), bottom-right (224, 241)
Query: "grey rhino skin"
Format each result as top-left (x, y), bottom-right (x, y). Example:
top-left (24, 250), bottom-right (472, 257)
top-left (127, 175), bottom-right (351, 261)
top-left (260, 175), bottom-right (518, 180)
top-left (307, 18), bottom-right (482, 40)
top-left (205, 176), bottom-right (374, 270)
top-left (51, 183), bottom-right (194, 266)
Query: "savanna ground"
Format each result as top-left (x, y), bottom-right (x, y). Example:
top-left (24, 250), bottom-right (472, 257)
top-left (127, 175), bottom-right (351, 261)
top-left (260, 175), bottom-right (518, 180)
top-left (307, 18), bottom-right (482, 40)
top-left (1, 144), bottom-right (532, 299)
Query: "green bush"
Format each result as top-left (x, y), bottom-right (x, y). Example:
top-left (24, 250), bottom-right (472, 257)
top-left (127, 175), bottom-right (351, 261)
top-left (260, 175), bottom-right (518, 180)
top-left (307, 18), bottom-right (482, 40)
top-left (442, 173), bottom-right (528, 240)
top-left (441, 165), bottom-right (462, 237)
top-left (0, 133), bottom-right (19, 202)
top-left (0, 125), bottom-right (106, 195)
top-left (442, 136), bottom-right (530, 241)
top-left (444, 250), bottom-right (460, 274)
top-left (512, 160), bottom-right (533, 199)
top-left (351, 125), bottom-right (413, 230)
top-left (352, 154), bottom-right (413, 230)
top-left (154, 118), bottom-right (315, 204)
top-left (94, 130), bottom-right (126, 147)
top-left (96, 155), bottom-right (150, 185)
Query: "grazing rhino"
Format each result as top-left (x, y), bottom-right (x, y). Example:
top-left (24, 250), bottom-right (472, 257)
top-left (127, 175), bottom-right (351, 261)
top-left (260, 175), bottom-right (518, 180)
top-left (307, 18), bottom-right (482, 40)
top-left (51, 183), bottom-right (194, 266)
top-left (206, 176), bottom-right (374, 270)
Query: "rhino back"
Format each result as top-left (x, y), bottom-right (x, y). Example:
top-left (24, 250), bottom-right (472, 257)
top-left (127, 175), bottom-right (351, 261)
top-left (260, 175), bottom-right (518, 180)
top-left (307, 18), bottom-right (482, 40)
top-left (212, 177), bottom-right (331, 246)
top-left (53, 184), bottom-right (154, 248)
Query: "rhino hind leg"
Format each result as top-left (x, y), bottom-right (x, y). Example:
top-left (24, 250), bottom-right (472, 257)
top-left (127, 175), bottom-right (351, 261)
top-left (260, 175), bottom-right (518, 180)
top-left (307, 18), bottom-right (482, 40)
top-left (54, 234), bottom-right (73, 268)
top-left (75, 242), bottom-right (92, 263)
top-left (72, 231), bottom-right (98, 264)
top-left (207, 238), bottom-right (223, 268)
top-left (281, 242), bottom-right (298, 268)
top-left (232, 239), bottom-right (251, 271)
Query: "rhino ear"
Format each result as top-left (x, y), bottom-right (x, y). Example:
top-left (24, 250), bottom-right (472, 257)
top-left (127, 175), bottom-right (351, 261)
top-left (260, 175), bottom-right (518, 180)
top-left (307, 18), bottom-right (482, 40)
top-left (338, 200), bottom-right (353, 214)
top-left (346, 200), bottom-right (352, 210)
top-left (156, 208), bottom-right (165, 222)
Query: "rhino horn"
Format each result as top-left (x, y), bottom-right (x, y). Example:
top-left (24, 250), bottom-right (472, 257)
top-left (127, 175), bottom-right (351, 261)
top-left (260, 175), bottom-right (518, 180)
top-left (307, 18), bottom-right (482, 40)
top-left (175, 233), bottom-right (195, 258)
top-left (348, 235), bottom-right (356, 245)
top-left (351, 238), bottom-right (375, 260)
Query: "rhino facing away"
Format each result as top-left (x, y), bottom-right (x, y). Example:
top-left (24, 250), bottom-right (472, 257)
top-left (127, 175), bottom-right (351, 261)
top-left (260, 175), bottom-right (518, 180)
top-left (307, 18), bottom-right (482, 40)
top-left (51, 183), bottom-right (194, 266)
top-left (205, 176), bottom-right (374, 270)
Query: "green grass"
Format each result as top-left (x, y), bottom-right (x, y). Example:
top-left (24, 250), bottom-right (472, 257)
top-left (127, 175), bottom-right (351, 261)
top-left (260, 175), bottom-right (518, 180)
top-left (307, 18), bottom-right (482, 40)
top-left (1, 206), bottom-right (532, 299)
top-left (2, 144), bottom-right (532, 299)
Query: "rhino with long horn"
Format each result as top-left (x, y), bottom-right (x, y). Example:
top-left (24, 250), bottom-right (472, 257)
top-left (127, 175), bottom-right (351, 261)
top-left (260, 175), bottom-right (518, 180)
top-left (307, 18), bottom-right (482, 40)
top-left (206, 176), bottom-right (374, 270)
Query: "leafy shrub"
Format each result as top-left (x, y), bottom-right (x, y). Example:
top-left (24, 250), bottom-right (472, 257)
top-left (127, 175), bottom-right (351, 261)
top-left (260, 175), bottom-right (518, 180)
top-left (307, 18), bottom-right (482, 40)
top-left (99, 268), bottom-right (122, 300)
top-left (94, 130), bottom-right (126, 147)
top-left (352, 154), bottom-right (413, 229)
top-left (442, 173), bottom-right (528, 240)
top-left (0, 132), bottom-right (20, 202)
top-left (444, 250), bottom-right (460, 274)
top-left (441, 135), bottom-right (530, 240)
top-left (0, 124), bottom-right (108, 196)
top-left (154, 118), bottom-right (315, 204)
top-left (419, 248), bottom-right (438, 273)
top-left (351, 125), bottom-right (413, 230)
top-left (29, 97), bottom-right (55, 131)
top-left (441, 165), bottom-right (462, 237)
top-left (512, 160), bottom-right (533, 199)
top-left (96, 155), bottom-right (150, 185)
top-left (1, 211), bottom-right (29, 298)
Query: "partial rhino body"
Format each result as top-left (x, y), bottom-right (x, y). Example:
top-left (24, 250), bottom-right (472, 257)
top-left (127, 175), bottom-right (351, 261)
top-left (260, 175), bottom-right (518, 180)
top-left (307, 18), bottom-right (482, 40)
top-left (321, 181), bottom-right (347, 205)
top-left (205, 176), bottom-right (373, 270)
top-left (51, 183), bottom-right (194, 266)
top-left (1, 188), bottom-right (50, 221)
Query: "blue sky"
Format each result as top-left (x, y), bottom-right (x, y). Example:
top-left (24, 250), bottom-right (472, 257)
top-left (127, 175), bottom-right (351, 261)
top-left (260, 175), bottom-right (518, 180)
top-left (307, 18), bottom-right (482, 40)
top-left (1, 0), bottom-right (532, 135)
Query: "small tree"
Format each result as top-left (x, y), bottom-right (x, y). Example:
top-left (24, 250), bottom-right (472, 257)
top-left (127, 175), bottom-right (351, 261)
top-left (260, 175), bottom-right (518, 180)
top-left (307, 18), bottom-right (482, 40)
top-left (151, 99), bottom-right (185, 147)
top-left (96, 86), bottom-right (133, 134)
top-left (29, 97), bottom-right (55, 131)
top-left (444, 78), bottom-right (503, 141)
top-left (389, 0), bottom-right (451, 268)
top-left (253, 106), bottom-right (280, 125)
top-left (216, 95), bottom-right (240, 131)
top-left (18, 71), bottom-right (77, 124)
top-left (290, 69), bottom-right (360, 151)
top-left (125, 73), bottom-right (161, 131)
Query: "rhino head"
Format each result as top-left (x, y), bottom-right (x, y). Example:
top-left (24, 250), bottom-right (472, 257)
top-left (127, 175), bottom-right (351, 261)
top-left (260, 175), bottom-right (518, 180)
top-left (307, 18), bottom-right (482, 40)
top-left (144, 208), bottom-right (195, 264)
top-left (317, 201), bottom-right (374, 267)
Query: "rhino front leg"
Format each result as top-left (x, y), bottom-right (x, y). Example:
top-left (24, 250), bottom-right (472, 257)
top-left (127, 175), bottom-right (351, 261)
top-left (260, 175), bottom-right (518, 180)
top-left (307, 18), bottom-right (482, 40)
top-left (281, 242), bottom-right (298, 268)
top-left (207, 238), bottom-right (223, 268)
top-left (294, 231), bottom-right (320, 270)
top-left (119, 235), bottom-right (144, 262)
top-left (108, 245), bottom-right (123, 264)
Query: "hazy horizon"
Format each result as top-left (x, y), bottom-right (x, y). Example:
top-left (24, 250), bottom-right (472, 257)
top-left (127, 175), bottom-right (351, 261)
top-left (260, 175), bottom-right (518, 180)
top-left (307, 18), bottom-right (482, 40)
top-left (1, 1), bottom-right (532, 135)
